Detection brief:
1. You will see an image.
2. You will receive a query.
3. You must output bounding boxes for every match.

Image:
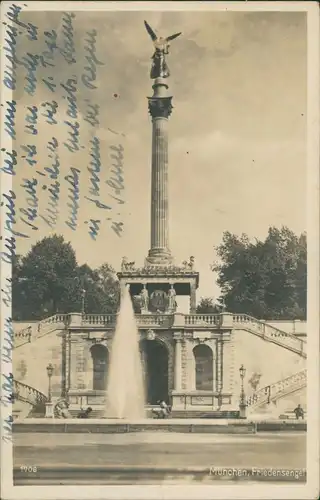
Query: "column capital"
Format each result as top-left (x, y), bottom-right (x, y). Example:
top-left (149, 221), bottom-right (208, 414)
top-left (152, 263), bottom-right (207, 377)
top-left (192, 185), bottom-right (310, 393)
top-left (173, 332), bottom-right (183, 341)
top-left (148, 96), bottom-right (173, 119)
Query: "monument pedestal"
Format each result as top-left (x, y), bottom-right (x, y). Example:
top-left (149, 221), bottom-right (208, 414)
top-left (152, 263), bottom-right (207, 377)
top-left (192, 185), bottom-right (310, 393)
top-left (45, 402), bottom-right (54, 418)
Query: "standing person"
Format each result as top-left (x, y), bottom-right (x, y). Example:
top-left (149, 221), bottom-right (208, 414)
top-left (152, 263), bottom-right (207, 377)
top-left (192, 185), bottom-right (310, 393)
top-left (293, 404), bottom-right (304, 419)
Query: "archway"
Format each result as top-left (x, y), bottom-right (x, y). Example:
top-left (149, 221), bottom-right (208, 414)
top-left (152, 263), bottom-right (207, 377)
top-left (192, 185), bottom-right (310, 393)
top-left (193, 344), bottom-right (213, 391)
top-left (91, 344), bottom-right (109, 391)
top-left (140, 339), bottom-right (169, 404)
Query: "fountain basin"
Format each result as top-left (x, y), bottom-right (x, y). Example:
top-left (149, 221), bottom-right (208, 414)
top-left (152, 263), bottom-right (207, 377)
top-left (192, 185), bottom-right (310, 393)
top-left (13, 418), bottom-right (256, 434)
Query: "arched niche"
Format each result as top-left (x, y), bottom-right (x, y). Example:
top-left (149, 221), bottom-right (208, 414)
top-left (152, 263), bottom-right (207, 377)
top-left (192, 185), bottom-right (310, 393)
top-left (193, 344), bottom-right (214, 391)
top-left (90, 344), bottom-right (109, 391)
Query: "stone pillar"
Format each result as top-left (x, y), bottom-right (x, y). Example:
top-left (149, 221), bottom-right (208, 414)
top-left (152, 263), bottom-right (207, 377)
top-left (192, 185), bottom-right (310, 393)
top-left (190, 283), bottom-right (197, 313)
top-left (146, 78), bottom-right (173, 266)
top-left (186, 340), bottom-right (196, 390)
top-left (69, 339), bottom-right (78, 390)
top-left (215, 339), bottom-right (223, 393)
top-left (174, 337), bottom-right (182, 390)
top-left (75, 340), bottom-right (86, 389)
top-left (223, 335), bottom-right (235, 395)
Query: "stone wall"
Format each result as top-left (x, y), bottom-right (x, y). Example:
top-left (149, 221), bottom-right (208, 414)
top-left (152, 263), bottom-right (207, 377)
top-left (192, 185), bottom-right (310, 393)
top-left (13, 330), bottom-right (64, 398)
top-left (230, 328), bottom-right (306, 406)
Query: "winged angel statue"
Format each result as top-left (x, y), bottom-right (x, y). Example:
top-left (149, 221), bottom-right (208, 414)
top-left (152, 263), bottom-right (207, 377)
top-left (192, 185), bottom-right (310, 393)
top-left (144, 20), bottom-right (182, 79)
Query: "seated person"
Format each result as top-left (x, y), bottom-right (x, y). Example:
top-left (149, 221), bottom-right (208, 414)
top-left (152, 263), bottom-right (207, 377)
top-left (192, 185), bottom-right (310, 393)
top-left (77, 407), bottom-right (93, 419)
top-left (152, 400), bottom-right (170, 419)
top-left (54, 399), bottom-right (72, 419)
top-left (293, 404), bottom-right (304, 419)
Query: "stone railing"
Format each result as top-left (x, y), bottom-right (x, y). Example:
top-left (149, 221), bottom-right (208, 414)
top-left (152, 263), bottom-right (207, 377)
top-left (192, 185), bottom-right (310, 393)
top-left (37, 314), bottom-right (68, 336)
top-left (137, 314), bottom-right (174, 328)
top-left (233, 314), bottom-right (306, 357)
top-left (13, 379), bottom-right (47, 407)
top-left (14, 326), bottom-right (33, 347)
top-left (81, 313), bottom-right (174, 328)
top-left (246, 369), bottom-right (307, 408)
top-left (119, 264), bottom-right (197, 275)
top-left (82, 314), bottom-right (115, 326)
top-left (185, 314), bottom-right (221, 326)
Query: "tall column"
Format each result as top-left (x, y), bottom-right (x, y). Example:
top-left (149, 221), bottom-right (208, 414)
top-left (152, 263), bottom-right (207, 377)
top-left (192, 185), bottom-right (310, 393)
top-left (146, 78), bottom-right (173, 266)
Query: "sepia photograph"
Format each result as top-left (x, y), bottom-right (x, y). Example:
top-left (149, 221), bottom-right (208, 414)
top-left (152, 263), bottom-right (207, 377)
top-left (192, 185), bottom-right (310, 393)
top-left (1, 1), bottom-right (319, 498)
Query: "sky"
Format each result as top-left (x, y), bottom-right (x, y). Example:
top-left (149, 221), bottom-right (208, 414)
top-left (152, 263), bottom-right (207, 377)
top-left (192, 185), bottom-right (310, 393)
top-left (11, 6), bottom-right (307, 301)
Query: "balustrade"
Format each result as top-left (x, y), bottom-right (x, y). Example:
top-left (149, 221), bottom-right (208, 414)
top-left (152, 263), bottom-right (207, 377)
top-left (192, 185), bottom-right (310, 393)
top-left (13, 380), bottom-right (47, 406)
top-left (14, 326), bottom-right (32, 340)
top-left (233, 314), bottom-right (306, 355)
top-left (82, 314), bottom-right (115, 326)
top-left (247, 369), bottom-right (306, 407)
top-left (185, 314), bottom-right (221, 326)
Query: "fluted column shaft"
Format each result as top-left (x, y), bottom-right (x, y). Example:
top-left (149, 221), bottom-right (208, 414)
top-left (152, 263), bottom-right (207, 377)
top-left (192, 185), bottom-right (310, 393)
top-left (151, 117), bottom-right (169, 252)
top-left (146, 78), bottom-right (173, 266)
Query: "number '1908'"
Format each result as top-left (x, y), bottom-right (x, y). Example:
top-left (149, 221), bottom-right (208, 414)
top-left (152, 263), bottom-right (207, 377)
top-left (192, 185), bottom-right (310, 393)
top-left (20, 466), bottom-right (38, 472)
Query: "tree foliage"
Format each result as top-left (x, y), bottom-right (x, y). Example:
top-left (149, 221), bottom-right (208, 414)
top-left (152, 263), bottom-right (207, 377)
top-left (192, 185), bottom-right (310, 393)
top-left (212, 226), bottom-right (307, 320)
top-left (12, 235), bottom-right (120, 320)
top-left (196, 297), bottom-right (221, 314)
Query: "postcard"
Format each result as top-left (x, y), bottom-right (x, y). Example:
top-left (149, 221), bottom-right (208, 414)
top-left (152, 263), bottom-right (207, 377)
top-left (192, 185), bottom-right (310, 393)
top-left (1, 1), bottom-right (319, 499)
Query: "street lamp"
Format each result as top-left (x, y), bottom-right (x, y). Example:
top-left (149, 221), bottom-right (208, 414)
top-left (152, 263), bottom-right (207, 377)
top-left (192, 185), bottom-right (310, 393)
top-left (46, 363), bottom-right (54, 403)
top-left (239, 364), bottom-right (247, 419)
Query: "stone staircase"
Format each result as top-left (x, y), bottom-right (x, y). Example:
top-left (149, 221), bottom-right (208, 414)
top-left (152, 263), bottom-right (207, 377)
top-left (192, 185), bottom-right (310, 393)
top-left (14, 326), bottom-right (33, 348)
top-left (14, 314), bottom-right (68, 348)
top-left (247, 369), bottom-right (306, 410)
top-left (12, 380), bottom-right (47, 420)
top-left (233, 314), bottom-right (306, 357)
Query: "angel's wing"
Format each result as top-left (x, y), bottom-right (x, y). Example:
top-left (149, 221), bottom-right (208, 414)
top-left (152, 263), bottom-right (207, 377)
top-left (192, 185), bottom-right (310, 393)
top-left (166, 32), bottom-right (182, 42)
top-left (144, 20), bottom-right (157, 41)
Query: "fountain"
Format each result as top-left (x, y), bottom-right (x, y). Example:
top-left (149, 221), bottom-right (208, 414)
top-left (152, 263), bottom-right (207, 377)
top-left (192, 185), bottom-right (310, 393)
top-left (106, 284), bottom-right (146, 419)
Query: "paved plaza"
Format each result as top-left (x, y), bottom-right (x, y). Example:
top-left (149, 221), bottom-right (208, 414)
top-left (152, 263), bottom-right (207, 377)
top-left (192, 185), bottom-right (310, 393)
top-left (13, 431), bottom-right (306, 484)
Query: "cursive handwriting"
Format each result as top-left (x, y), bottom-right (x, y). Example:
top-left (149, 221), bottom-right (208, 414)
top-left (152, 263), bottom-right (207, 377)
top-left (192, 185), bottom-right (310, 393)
top-left (6, 3), bottom-right (38, 41)
top-left (87, 136), bottom-right (101, 197)
top-left (61, 77), bottom-right (77, 119)
top-left (1, 236), bottom-right (16, 264)
top-left (84, 101), bottom-right (99, 128)
top-left (21, 144), bottom-right (37, 167)
top-left (3, 20), bottom-right (18, 90)
top-left (25, 105), bottom-right (38, 135)
top-left (1, 277), bottom-right (12, 307)
top-left (3, 100), bottom-right (16, 139)
top-left (20, 178), bottom-right (39, 232)
top-left (65, 167), bottom-right (80, 230)
top-left (60, 12), bottom-right (76, 64)
top-left (39, 138), bottom-right (60, 229)
top-left (2, 319), bottom-right (14, 364)
top-left (1, 148), bottom-right (17, 175)
top-left (82, 29), bottom-right (104, 90)
top-left (64, 120), bottom-right (80, 153)
top-left (106, 144), bottom-right (125, 204)
top-left (1, 190), bottom-right (28, 238)
top-left (41, 100), bottom-right (58, 125)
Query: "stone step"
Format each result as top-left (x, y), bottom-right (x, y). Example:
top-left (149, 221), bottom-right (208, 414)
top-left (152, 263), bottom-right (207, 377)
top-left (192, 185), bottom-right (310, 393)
top-left (170, 410), bottom-right (240, 419)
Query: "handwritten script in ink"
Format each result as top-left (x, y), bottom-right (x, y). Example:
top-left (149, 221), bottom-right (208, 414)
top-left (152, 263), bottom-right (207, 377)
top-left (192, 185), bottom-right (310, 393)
top-left (1, 4), bottom-right (126, 270)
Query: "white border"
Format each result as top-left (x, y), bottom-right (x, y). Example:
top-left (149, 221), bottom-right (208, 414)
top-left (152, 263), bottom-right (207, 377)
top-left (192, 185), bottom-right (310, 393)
top-left (1, 1), bottom-right (319, 499)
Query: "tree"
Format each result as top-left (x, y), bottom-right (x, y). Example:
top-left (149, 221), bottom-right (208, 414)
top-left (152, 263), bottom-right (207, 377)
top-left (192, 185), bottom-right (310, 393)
top-left (212, 226), bottom-right (307, 320)
top-left (196, 297), bottom-right (221, 314)
top-left (13, 235), bottom-right (78, 319)
top-left (12, 235), bottom-right (121, 320)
